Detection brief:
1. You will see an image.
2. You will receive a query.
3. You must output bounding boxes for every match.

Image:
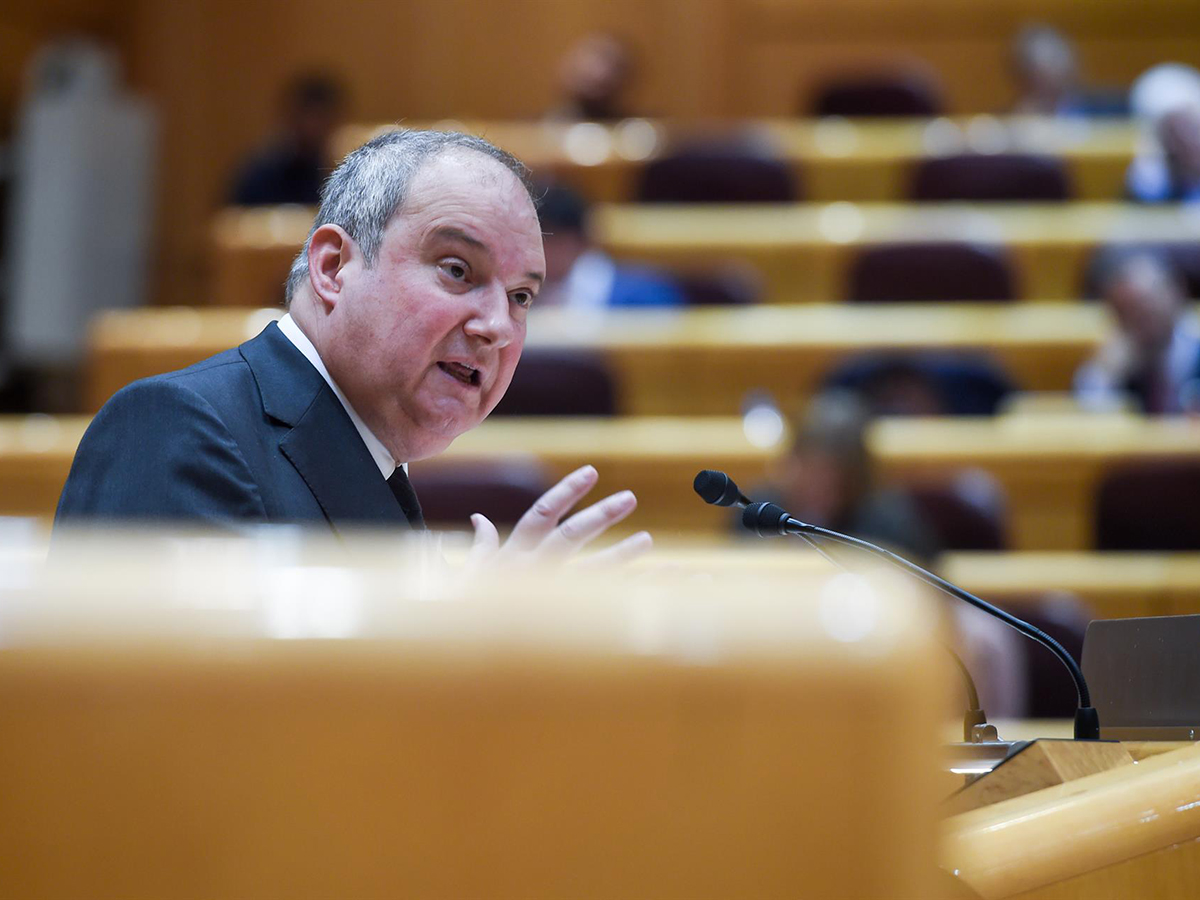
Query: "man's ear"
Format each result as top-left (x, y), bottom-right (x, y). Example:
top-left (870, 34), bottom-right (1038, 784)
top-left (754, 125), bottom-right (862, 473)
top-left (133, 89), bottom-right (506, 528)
top-left (306, 224), bottom-right (355, 312)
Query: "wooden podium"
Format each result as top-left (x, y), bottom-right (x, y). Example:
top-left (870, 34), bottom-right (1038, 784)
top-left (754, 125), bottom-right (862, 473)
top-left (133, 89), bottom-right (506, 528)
top-left (942, 740), bottom-right (1200, 898)
top-left (0, 531), bottom-right (948, 899)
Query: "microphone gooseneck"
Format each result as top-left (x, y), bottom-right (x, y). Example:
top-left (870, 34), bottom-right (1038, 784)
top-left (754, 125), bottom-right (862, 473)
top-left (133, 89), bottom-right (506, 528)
top-left (779, 508), bottom-right (992, 743)
top-left (740, 502), bottom-right (1100, 741)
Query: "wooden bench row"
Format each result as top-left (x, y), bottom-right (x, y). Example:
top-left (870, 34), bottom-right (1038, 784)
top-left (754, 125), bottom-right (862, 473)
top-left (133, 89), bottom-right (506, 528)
top-left (212, 202), bottom-right (1200, 307)
top-left (7, 412), bottom-right (1199, 552)
top-left (86, 304), bottom-right (1130, 414)
top-left (334, 118), bottom-right (1138, 204)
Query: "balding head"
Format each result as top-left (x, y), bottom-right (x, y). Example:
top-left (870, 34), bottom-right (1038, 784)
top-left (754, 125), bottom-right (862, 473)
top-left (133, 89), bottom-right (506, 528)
top-left (285, 129), bottom-right (535, 305)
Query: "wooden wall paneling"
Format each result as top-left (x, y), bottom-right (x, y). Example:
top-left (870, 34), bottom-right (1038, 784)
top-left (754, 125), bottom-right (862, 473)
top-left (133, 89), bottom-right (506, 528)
top-left (124, 0), bottom-right (728, 307)
top-left (0, 2), bottom-right (129, 126)
top-left (730, 0), bottom-right (1200, 116)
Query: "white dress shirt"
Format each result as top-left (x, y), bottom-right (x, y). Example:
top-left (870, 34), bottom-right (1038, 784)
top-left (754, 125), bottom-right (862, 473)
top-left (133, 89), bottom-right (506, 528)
top-left (276, 313), bottom-right (400, 479)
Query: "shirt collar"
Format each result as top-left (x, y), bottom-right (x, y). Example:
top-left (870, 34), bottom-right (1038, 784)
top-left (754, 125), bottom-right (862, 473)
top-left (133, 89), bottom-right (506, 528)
top-left (276, 313), bottom-right (400, 479)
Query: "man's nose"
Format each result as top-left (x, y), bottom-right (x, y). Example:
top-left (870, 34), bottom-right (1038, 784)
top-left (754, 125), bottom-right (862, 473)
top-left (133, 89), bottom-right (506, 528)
top-left (464, 283), bottom-right (515, 347)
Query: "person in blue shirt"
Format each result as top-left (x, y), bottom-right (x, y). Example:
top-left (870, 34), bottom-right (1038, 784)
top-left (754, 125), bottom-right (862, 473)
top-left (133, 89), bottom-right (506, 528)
top-left (534, 184), bottom-right (684, 310)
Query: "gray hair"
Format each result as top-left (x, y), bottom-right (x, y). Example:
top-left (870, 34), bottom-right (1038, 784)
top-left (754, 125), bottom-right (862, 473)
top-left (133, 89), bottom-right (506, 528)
top-left (284, 128), bottom-right (535, 304)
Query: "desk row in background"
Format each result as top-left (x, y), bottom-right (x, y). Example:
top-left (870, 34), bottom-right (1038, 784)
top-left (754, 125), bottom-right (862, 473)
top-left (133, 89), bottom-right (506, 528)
top-left (334, 117), bottom-right (1139, 204)
top-left (5, 413), bottom-right (1200, 553)
top-left (213, 202), bottom-right (1200, 307)
top-left (86, 303), bottom-right (1149, 414)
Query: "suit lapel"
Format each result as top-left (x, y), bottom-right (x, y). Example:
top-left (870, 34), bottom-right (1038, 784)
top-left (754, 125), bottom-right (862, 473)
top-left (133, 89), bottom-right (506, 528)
top-left (279, 388), bottom-right (408, 528)
top-left (241, 322), bottom-right (410, 530)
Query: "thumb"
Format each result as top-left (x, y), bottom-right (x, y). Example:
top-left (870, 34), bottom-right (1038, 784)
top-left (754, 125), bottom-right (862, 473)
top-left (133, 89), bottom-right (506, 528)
top-left (466, 513), bottom-right (500, 570)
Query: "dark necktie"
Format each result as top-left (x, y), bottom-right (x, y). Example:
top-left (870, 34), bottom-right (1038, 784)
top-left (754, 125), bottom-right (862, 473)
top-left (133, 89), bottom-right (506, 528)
top-left (387, 468), bottom-right (425, 529)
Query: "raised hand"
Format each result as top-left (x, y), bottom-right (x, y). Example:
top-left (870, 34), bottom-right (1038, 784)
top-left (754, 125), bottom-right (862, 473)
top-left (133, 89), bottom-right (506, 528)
top-left (466, 465), bottom-right (652, 569)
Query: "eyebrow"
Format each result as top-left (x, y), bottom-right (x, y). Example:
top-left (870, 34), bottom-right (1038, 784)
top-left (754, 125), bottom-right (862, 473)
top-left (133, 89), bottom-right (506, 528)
top-left (432, 225), bottom-right (486, 252)
top-left (431, 225), bottom-right (544, 285)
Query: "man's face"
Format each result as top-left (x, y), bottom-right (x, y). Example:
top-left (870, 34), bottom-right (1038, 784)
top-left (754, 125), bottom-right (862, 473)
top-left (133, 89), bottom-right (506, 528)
top-left (322, 150), bottom-right (545, 462)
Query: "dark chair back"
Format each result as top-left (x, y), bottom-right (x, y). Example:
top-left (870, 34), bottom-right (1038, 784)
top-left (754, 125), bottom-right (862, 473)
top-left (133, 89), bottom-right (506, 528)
top-left (410, 460), bottom-right (551, 529)
top-left (911, 153), bottom-right (1072, 202)
top-left (905, 469), bottom-right (1009, 551)
top-left (810, 73), bottom-right (943, 117)
top-left (637, 141), bottom-right (799, 204)
top-left (490, 348), bottom-right (617, 417)
top-left (846, 242), bottom-right (1016, 302)
top-left (674, 267), bottom-right (762, 305)
top-left (1095, 459), bottom-right (1200, 550)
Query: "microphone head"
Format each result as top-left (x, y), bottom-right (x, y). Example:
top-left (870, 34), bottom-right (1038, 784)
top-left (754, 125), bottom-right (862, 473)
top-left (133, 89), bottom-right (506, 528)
top-left (693, 470), bottom-right (742, 507)
top-left (743, 501), bottom-right (792, 537)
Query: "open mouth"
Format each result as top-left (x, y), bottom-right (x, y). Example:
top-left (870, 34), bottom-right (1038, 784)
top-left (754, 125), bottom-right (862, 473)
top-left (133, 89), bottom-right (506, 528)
top-left (438, 361), bottom-right (480, 387)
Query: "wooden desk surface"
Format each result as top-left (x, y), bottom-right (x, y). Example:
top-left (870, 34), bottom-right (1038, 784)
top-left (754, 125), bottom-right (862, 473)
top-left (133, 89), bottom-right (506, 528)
top-left (336, 117), bottom-right (1137, 204)
top-left (943, 552), bottom-right (1200, 620)
top-left (943, 742), bottom-right (1200, 899)
top-left (871, 413), bottom-right (1200, 550)
top-left (86, 303), bottom-right (1116, 413)
top-left (211, 201), bottom-right (1200, 308)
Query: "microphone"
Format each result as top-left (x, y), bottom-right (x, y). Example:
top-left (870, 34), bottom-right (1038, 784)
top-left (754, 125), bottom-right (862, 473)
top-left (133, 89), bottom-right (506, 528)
top-left (740, 501), bottom-right (1101, 741)
top-left (693, 470), bottom-right (751, 508)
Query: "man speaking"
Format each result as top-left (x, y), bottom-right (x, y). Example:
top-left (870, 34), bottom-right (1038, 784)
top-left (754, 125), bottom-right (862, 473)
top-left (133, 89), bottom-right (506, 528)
top-left (56, 130), bottom-right (650, 564)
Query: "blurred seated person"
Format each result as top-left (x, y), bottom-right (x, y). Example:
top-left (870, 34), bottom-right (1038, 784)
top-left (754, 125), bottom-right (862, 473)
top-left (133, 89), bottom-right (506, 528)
top-left (1009, 24), bottom-right (1127, 118)
top-left (741, 391), bottom-right (942, 563)
top-left (825, 353), bottom-right (1014, 416)
top-left (748, 391), bottom-right (1028, 715)
top-left (546, 32), bottom-right (634, 122)
top-left (230, 72), bottom-right (346, 206)
top-left (1127, 101), bottom-right (1200, 203)
top-left (1126, 64), bottom-right (1200, 203)
top-left (1075, 249), bottom-right (1200, 414)
top-left (536, 184), bottom-right (684, 310)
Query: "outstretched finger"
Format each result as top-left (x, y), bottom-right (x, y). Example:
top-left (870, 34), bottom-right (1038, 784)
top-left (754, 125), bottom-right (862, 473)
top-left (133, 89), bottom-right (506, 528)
top-left (465, 513), bottom-right (501, 571)
top-left (576, 530), bottom-right (654, 569)
top-left (536, 489), bottom-right (638, 559)
top-left (506, 465), bottom-right (599, 552)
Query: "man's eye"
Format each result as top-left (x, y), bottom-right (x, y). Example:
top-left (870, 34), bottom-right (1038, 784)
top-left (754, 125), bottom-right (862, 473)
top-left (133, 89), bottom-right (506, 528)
top-left (441, 261), bottom-right (468, 280)
top-left (511, 290), bottom-right (534, 309)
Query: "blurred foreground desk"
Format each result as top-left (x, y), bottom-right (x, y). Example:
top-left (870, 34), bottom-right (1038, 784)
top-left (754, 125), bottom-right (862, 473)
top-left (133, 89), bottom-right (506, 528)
top-left (86, 304), bottom-right (1113, 413)
top-left (0, 534), bottom-right (945, 898)
top-left (871, 414), bottom-right (1200, 550)
top-left (211, 202), bottom-right (1200, 307)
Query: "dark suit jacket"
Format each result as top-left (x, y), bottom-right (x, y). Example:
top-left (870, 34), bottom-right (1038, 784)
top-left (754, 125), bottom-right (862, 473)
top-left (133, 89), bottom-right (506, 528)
top-left (55, 323), bottom-right (413, 533)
